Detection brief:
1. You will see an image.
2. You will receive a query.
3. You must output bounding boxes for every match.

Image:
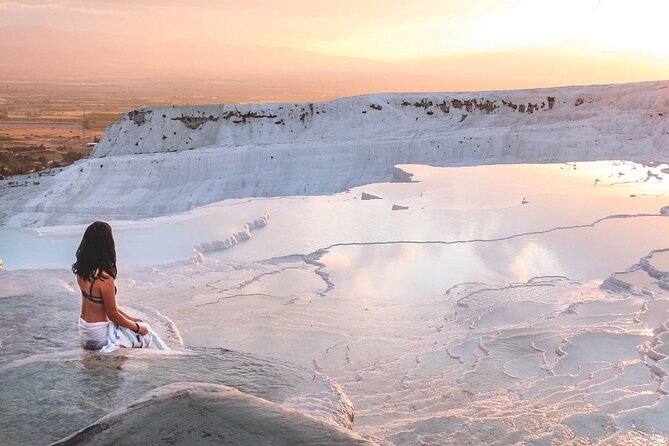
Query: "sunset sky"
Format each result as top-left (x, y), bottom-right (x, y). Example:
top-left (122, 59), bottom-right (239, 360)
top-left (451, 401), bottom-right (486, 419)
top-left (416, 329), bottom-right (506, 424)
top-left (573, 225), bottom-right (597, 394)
top-left (1, 0), bottom-right (669, 95)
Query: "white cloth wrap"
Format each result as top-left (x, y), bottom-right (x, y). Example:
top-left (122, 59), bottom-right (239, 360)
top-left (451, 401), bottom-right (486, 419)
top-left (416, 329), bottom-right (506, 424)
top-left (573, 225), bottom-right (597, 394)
top-left (78, 317), bottom-right (169, 353)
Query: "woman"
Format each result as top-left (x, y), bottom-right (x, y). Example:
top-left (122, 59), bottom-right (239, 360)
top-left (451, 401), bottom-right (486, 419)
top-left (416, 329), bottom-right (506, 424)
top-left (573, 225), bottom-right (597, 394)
top-left (72, 221), bottom-right (167, 352)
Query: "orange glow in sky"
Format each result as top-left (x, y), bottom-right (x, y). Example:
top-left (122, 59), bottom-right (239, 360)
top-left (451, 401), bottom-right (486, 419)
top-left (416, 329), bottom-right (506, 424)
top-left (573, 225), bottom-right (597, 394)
top-left (1, 0), bottom-right (668, 93)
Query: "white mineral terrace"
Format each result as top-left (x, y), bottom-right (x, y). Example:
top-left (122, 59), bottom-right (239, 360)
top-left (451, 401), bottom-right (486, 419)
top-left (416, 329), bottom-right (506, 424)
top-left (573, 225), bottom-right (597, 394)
top-left (2, 81), bottom-right (669, 445)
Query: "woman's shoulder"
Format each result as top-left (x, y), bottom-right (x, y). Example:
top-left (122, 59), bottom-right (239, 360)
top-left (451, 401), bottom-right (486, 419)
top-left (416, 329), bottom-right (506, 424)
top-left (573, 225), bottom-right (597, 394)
top-left (95, 274), bottom-right (116, 296)
top-left (90, 268), bottom-right (114, 281)
top-left (98, 272), bottom-right (114, 283)
top-left (92, 270), bottom-right (115, 288)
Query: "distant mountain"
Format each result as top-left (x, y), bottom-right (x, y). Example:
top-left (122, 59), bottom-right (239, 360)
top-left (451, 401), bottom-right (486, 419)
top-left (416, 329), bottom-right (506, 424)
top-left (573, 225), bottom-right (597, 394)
top-left (0, 25), bottom-right (391, 77)
top-left (1, 25), bottom-right (669, 94)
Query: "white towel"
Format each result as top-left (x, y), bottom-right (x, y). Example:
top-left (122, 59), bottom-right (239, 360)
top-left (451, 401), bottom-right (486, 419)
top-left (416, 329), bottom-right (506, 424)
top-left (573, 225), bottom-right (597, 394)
top-left (78, 317), bottom-right (110, 351)
top-left (78, 317), bottom-right (169, 353)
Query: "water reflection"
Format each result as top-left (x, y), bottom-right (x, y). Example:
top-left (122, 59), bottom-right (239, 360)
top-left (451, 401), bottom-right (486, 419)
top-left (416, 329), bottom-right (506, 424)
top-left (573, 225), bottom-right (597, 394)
top-left (320, 216), bottom-right (669, 303)
top-left (2, 161), bottom-right (668, 270)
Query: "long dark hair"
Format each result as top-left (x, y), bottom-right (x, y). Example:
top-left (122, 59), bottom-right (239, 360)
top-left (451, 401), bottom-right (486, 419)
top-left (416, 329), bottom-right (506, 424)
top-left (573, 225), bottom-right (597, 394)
top-left (72, 221), bottom-right (117, 280)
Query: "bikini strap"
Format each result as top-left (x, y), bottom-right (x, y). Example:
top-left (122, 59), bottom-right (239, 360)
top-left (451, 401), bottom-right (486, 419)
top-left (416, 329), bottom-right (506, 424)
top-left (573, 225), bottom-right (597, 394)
top-left (89, 278), bottom-right (96, 299)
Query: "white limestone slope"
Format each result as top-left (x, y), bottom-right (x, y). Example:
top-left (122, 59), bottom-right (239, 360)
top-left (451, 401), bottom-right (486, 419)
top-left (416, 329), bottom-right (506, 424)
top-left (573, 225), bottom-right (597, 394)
top-left (1, 81), bottom-right (668, 227)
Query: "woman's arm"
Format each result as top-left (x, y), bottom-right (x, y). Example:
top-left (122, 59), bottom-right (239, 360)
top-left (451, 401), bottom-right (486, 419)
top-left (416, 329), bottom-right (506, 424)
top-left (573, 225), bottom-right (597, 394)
top-left (118, 308), bottom-right (142, 323)
top-left (99, 277), bottom-right (148, 335)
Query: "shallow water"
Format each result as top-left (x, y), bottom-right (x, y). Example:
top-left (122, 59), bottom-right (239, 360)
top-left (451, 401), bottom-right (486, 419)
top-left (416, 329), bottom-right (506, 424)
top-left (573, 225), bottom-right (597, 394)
top-left (2, 160), bottom-right (669, 444)
top-left (0, 349), bottom-right (353, 445)
top-left (1, 161), bottom-right (667, 271)
top-left (0, 273), bottom-right (354, 445)
top-left (0, 203), bottom-right (267, 269)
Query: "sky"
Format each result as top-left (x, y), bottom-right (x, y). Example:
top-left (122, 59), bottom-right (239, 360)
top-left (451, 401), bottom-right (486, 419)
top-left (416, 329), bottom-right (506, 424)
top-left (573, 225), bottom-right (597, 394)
top-left (1, 0), bottom-right (669, 94)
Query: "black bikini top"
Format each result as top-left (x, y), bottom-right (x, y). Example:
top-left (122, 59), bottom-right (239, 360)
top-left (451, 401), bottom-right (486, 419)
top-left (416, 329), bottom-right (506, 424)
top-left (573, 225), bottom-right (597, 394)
top-left (81, 278), bottom-right (116, 305)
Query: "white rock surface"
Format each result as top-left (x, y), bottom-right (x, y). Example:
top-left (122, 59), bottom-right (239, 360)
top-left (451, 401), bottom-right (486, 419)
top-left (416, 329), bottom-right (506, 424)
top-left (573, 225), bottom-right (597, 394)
top-left (1, 81), bottom-right (668, 227)
top-left (51, 383), bottom-right (374, 446)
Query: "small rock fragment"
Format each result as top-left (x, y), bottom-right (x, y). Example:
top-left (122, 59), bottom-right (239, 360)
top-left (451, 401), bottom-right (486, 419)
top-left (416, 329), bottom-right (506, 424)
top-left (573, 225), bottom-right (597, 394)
top-left (361, 192), bottom-right (382, 200)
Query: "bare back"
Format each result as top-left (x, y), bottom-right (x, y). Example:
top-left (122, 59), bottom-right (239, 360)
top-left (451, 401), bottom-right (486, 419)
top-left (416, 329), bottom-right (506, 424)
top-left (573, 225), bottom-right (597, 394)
top-left (77, 275), bottom-right (113, 323)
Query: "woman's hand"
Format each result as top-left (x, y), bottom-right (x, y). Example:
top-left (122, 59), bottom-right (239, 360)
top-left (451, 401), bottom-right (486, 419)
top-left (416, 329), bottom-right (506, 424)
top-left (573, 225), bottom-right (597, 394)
top-left (137, 324), bottom-right (148, 336)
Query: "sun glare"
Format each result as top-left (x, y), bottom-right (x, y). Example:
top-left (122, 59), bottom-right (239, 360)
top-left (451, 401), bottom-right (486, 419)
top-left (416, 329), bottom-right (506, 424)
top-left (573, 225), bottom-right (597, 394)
top-left (299, 0), bottom-right (669, 61)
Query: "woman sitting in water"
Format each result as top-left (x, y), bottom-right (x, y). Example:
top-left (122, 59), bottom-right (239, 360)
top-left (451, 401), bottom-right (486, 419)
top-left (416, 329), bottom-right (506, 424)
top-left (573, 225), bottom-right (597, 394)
top-left (72, 221), bottom-right (167, 352)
